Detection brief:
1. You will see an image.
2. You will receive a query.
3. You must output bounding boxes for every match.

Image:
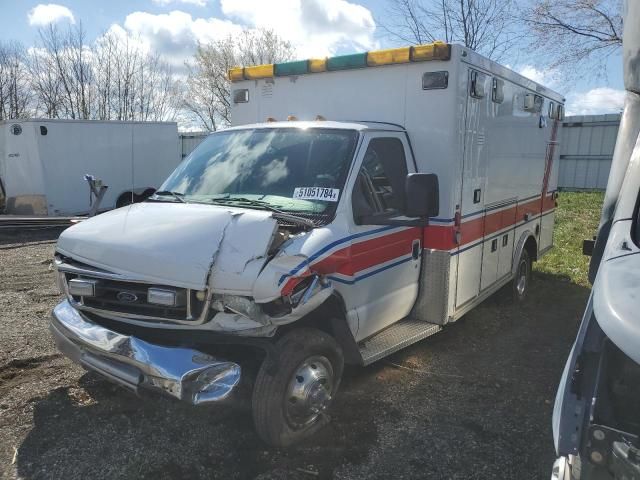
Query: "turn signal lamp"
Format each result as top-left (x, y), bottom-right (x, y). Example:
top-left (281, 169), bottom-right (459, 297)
top-left (367, 47), bottom-right (411, 66)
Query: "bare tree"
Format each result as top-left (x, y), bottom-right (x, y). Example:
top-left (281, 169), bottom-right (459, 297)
top-left (382, 0), bottom-right (520, 60)
top-left (523, 0), bottom-right (622, 77)
top-left (35, 23), bottom-right (94, 119)
top-left (0, 41), bottom-right (32, 120)
top-left (183, 29), bottom-right (294, 131)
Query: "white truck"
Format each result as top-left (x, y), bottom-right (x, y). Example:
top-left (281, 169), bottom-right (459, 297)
top-left (0, 119), bottom-right (179, 216)
top-left (50, 42), bottom-right (564, 446)
top-left (552, 2), bottom-right (640, 478)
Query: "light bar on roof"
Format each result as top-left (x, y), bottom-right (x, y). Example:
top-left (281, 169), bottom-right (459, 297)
top-left (228, 41), bottom-right (451, 82)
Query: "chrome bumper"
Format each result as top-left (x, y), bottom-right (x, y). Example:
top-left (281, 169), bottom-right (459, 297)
top-left (50, 300), bottom-right (241, 405)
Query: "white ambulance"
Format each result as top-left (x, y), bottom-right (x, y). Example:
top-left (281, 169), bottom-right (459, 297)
top-left (50, 42), bottom-right (564, 446)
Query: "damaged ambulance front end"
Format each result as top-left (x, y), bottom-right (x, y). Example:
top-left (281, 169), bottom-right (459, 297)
top-left (50, 123), bottom-right (360, 444)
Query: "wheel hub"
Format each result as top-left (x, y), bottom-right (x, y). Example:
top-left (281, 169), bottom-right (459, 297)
top-left (285, 355), bottom-right (334, 428)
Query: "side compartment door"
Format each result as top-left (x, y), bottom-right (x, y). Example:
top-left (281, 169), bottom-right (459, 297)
top-left (346, 133), bottom-right (422, 341)
top-left (455, 68), bottom-right (489, 307)
top-left (539, 119), bottom-right (561, 253)
top-left (497, 203), bottom-right (517, 280)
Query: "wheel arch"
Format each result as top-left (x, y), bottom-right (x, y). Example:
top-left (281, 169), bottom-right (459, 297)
top-left (277, 292), bottom-right (362, 365)
top-left (513, 230), bottom-right (538, 275)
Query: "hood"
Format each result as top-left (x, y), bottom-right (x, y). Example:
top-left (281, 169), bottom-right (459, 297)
top-left (57, 202), bottom-right (278, 291)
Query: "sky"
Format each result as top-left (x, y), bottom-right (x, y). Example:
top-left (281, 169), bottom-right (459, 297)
top-left (0, 0), bottom-right (626, 116)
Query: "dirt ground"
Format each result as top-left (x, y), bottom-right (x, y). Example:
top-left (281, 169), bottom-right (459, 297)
top-left (0, 229), bottom-right (588, 480)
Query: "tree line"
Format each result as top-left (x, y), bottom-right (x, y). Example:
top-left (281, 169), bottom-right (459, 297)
top-left (0, 0), bottom-right (622, 130)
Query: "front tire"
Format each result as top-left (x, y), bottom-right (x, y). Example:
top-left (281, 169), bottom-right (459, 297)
top-left (512, 249), bottom-right (532, 302)
top-left (252, 328), bottom-right (344, 447)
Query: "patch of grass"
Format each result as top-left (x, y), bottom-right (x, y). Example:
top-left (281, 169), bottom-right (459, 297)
top-left (535, 191), bottom-right (604, 288)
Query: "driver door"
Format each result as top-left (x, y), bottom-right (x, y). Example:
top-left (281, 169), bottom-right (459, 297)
top-left (344, 133), bottom-right (422, 341)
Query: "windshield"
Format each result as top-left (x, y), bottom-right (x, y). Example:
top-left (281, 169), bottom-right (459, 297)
top-left (159, 128), bottom-right (358, 215)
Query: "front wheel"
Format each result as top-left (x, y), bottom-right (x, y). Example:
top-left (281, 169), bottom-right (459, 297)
top-left (512, 249), bottom-right (532, 302)
top-left (252, 328), bottom-right (344, 447)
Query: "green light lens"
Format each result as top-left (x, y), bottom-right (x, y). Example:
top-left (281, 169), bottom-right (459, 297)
top-left (327, 53), bottom-right (367, 71)
top-left (275, 60), bottom-right (309, 76)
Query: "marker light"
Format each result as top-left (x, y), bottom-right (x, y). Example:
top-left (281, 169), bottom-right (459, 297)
top-left (411, 41), bottom-right (451, 62)
top-left (243, 64), bottom-right (274, 80)
top-left (308, 58), bottom-right (327, 73)
top-left (315, 115), bottom-right (326, 121)
top-left (327, 52), bottom-right (367, 71)
top-left (228, 67), bottom-right (244, 82)
top-left (287, 115), bottom-right (298, 121)
top-left (367, 47), bottom-right (411, 66)
top-left (266, 117), bottom-right (277, 122)
top-left (275, 60), bottom-right (309, 76)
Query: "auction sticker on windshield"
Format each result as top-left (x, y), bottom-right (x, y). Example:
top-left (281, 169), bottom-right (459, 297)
top-left (293, 187), bottom-right (340, 202)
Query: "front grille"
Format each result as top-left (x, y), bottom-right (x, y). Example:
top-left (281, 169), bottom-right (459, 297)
top-left (57, 257), bottom-right (206, 322)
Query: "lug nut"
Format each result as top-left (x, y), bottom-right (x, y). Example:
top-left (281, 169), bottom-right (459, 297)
top-left (593, 429), bottom-right (605, 441)
top-left (590, 451), bottom-right (604, 464)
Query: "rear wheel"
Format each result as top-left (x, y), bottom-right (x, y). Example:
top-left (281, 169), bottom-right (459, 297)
top-left (512, 249), bottom-right (531, 302)
top-left (252, 328), bottom-right (343, 447)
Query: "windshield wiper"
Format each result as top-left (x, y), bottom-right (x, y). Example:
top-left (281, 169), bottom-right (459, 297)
top-left (152, 190), bottom-right (186, 203)
top-left (206, 197), bottom-right (316, 228)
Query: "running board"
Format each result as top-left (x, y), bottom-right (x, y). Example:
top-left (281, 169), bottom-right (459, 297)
top-left (358, 318), bottom-right (442, 366)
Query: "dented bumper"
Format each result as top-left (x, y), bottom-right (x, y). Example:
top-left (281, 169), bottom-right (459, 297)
top-left (50, 300), bottom-right (241, 405)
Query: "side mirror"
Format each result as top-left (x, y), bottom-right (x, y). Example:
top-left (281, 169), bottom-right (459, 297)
top-left (405, 173), bottom-right (439, 218)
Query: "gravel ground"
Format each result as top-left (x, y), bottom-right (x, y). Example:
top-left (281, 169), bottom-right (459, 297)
top-left (0, 230), bottom-right (588, 480)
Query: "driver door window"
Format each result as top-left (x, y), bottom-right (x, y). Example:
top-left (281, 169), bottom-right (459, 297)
top-left (353, 137), bottom-right (408, 219)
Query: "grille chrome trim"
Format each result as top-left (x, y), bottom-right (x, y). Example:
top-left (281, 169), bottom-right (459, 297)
top-left (56, 256), bottom-right (212, 325)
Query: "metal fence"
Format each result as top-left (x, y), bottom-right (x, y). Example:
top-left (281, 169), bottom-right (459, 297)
top-left (558, 114), bottom-right (621, 190)
top-left (179, 132), bottom-right (209, 159)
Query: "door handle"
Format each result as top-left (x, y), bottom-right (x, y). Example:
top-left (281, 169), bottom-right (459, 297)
top-left (491, 239), bottom-right (498, 252)
top-left (412, 239), bottom-right (421, 259)
top-left (502, 234), bottom-right (509, 247)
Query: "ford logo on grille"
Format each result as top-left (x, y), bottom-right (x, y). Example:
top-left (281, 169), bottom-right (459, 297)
top-left (116, 291), bottom-right (138, 303)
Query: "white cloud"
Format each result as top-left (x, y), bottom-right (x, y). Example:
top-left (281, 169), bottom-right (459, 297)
top-left (112, 0), bottom-right (377, 72)
top-left (220, 0), bottom-right (377, 57)
top-left (565, 87), bottom-right (625, 116)
top-left (28, 3), bottom-right (75, 26)
top-left (516, 65), bottom-right (560, 89)
top-left (120, 11), bottom-right (242, 68)
top-left (152, 0), bottom-right (208, 7)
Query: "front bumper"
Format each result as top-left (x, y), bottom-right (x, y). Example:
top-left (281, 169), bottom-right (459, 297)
top-left (50, 300), bottom-right (241, 405)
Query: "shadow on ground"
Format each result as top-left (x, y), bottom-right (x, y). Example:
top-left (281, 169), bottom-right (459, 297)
top-left (11, 271), bottom-right (589, 479)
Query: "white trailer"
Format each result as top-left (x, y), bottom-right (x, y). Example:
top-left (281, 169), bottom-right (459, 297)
top-left (0, 119), bottom-right (179, 216)
top-left (49, 42), bottom-right (564, 446)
